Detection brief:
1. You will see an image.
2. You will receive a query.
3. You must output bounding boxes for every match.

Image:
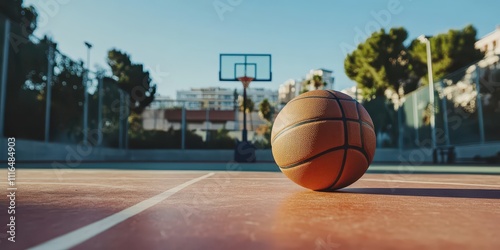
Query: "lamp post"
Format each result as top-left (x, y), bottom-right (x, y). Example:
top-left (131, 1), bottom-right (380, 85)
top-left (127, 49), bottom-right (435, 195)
top-left (418, 35), bottom-right (436, 149)
top-left (83, 41), bottom-right (92, 145)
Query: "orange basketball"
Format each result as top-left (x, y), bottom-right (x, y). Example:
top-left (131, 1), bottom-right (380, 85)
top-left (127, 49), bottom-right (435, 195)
top-left (271, 90), bottom-right (376, 191)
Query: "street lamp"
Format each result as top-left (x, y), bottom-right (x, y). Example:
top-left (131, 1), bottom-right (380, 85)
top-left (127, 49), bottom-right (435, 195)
top-left (83, 41), bottom-right (92, 145)
top-left (417, 35), bottom-right (436, 149)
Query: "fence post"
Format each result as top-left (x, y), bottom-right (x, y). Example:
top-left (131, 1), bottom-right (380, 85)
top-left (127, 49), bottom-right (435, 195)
top-left (82, 73), bottom-right (89, 145)
top-left (0, 18), bottom-right (10, 137)
top-left (153, 108), bottom-right (157, 130)
top-left (475, 66), bottom-right (485, 144)
top-left (440, 81), bottom-right (450, 146)
top-left (118, 90), bottom-right (124, 149)
top-left (44, 42), bottom-right (55, 142)
top-left (125, 94), bottom-right (129, 149)
top-left (181, 101), bottom-right (186, 150)
top-left (205, 105), bottom-right (210, 142)
top-left (97, 75), bottom-right (104, 146)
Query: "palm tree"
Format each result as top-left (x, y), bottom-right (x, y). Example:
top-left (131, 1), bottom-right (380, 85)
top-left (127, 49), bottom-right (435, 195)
top-left (258, 98), bottom-right (274, 123)
top-left (312, 75), bottom-right (326, 89)
top-left (300, 74), bottom-right (327, 93)
top-left (239, 97), bottom-right (255, 131)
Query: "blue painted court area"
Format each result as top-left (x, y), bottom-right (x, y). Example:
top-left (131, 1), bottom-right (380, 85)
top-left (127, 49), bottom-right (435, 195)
top-left (1, 168), bottom-right (499, 249)
top-left (16, 162), bottom-right (500, 175)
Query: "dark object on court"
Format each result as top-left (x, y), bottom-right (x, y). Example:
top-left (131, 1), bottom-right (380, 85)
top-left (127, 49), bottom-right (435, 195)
top-left (473, 152), bottom-right (500, 164)
top-left (234, 140), bottom-right (257, 163)
top-left (433, 147), bottom-right (456, 164)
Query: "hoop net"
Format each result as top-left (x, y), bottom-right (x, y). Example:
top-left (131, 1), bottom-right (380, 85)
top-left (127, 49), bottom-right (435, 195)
top-left (238, 76), bottom-right (254, 88)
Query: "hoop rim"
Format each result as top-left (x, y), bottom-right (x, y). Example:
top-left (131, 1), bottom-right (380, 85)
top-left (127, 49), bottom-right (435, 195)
top-left (238, 76), bottom-right (254, 88)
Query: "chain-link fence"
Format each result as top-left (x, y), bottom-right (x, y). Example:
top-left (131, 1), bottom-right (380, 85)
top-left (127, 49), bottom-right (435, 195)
top-left (401, 85), bottom-right (433, 148)
top-left (364, 57), bottom-right (500, 150)
top-left (0, 14), bottom-right (130, 148)
top-left (140, 99), bottom-right (272, 149)
top-left (3, 11), bottom-right (498, 151)
top-left (0, 13), bottom-right (275, 150)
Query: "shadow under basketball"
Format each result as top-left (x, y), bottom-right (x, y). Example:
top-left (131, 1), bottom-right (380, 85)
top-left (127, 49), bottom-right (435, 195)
top-left (338, 188), bottom-right (500, 199)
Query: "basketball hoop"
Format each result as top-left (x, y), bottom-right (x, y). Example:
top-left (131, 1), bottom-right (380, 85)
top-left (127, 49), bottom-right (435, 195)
top-left (238, 76), bottom-right (254, 88)
top-left (219, 54), bottom-right (272, 161)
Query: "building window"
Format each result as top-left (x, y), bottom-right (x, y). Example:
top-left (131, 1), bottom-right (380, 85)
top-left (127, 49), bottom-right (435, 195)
top-left (485, 44), bottom-right (488, 52)
top-left (493, 40), bottom-right (497, 51)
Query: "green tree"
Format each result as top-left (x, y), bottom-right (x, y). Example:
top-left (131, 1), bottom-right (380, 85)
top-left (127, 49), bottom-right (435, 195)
top-left (49, 52), bottom-right (86, 140)
top-left (205, 128), bottom-right (234, 149)
top-left (10, 39), bottom-right (88, 142)
top-left (345, 25), bottom-right (484, 101)
top-left (258, 98), bottom-right (274, 123)
top-left (2, 0), bottom-right (43, 97)
top-left (300, 74), bottom-right (327, 93)
top-left (0, 0), bottom-right (37, 35)
top-left (107, 49), bottom-right (157, 114)
top-left (256, 98), bottom-right (274, 149)
top-left (1, 1), bottom-right (77, 141)
top-left (239, 97), bottom-right (255, 131)
top-left (409, 25), bottom-right (484, 84)
top-left (344, 27), bottom-right (411, 100)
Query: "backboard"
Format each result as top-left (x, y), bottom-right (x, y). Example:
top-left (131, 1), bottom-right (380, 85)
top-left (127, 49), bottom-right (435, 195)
top-left (219, 54), bottom-right (272, 82)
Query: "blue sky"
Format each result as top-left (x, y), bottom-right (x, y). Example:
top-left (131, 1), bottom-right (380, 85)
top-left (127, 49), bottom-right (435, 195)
top-left (25, 0), bottom-right (500, 98)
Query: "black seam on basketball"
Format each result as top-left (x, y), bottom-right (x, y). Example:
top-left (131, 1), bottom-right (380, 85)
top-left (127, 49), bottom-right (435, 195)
top-left (361, 122), bottom-right (373, 129)
top-left (279, 145), bottom-right (345, 169)
top-left (278, 145), bottom-right (369, 170)
top-left (323, 149), bottom-right (347, 191)
top-left (325, 90), bottom-right (348, 190)
top-left (271, 118), bottom-right (342, 143)
top-left (287, 95), bottom-right (355, 104)
top-left (350, 146), bottom-right (370, 165)
top-left (361, 121), bottom-right (373, 129)
top-left (271, 117), bottom-right (373, 144)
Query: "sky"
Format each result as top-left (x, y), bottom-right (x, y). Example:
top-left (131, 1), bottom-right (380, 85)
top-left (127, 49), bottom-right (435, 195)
top-left (24, 0), bottom-right (500, 98)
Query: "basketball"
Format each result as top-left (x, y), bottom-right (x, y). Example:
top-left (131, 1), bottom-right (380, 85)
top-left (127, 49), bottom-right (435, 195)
top-left (271, 90), bottom-right (376, 191)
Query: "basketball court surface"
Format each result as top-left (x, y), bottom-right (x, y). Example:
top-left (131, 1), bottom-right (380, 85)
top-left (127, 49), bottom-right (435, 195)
top-left (1, 164), bottom-right (499, 250)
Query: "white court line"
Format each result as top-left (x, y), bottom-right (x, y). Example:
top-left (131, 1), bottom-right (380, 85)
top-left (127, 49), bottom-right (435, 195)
top-left (362, 178), bottom-right (500, 188)
top-left (28, 172), bottom-right (214, 250)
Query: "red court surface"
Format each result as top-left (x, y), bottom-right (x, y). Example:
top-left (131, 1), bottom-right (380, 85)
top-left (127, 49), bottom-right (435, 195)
top-left (1, 168), bottom-right (499, 250)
